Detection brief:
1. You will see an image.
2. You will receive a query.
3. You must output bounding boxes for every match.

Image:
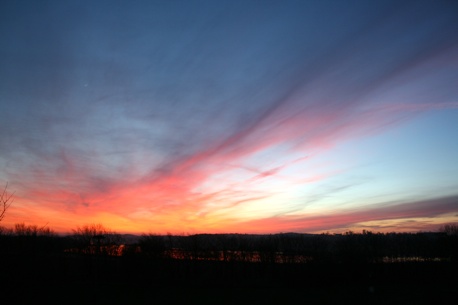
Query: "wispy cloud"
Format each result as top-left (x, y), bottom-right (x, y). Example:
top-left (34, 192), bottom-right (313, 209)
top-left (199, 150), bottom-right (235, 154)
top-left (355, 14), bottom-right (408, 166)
top-left (232, 196), bottom-right (458, 233)
top-left (1, 1), bottom-right (458, 233)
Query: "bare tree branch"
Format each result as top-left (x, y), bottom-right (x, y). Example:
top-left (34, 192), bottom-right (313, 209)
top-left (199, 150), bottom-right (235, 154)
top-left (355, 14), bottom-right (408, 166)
top-left (0, 183), bottom-right (14, 222)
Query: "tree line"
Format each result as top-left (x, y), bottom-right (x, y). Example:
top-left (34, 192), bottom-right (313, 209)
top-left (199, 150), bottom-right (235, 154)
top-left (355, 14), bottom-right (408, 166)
top-left (1, 223), bottom-right (457, 264)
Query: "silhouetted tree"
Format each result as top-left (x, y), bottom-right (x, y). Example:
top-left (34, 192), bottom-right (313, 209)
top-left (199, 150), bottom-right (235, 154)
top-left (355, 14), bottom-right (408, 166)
top-left (14, 223), bottom-right (55, 237)
top-left (9, 223), bottom-right (59, 255)
top-left (71, 224), bottom-right (122, 256)
top-left (439, 223), bottom-right (458, 262)
top-left (440, 223), bottom-right (458, 236)
top-left (0, 183), bottom-right (13, 222)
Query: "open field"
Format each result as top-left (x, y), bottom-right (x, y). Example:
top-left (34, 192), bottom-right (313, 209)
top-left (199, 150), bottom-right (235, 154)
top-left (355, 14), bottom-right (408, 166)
top-left (1, 231), bottom-right (457, 304)
top-left (1, 252), bottom-right (457, 304)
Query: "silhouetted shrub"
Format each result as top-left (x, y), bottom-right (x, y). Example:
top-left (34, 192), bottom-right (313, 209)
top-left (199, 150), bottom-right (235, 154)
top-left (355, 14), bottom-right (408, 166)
top-left (70, 224), bottom-right (123, 256)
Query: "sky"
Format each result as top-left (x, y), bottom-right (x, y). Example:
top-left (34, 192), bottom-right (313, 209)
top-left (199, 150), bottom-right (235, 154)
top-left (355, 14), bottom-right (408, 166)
top-left (1, 0), bottom-right (457, 235)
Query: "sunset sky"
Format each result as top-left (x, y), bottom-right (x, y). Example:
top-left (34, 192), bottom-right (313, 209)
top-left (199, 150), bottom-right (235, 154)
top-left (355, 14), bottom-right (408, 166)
top-left (1, 0), bottom-right (457, 234)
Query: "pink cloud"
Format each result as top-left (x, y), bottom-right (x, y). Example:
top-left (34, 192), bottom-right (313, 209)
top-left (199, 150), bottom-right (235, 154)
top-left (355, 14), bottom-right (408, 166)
top-left (232, 196), bottom-right (458, 233)
top-left (6, 86), bottom-right (454, 233)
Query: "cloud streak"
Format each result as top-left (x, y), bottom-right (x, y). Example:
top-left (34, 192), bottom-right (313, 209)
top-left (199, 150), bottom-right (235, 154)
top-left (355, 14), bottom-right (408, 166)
top-left (233, 196), bottom-right (458, 233)
top-left (1, 0), bottom-right (458, 233)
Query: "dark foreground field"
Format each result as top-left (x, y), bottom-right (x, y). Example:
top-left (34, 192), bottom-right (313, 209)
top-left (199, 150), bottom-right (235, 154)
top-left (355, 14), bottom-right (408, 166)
top-left (1, 230), bottom-right (457, 304)
top-left (1, 254), bottom-right (457, 305)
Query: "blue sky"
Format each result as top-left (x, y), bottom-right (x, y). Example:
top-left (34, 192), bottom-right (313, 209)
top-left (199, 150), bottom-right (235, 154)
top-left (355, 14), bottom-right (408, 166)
top-left (0, 0), bottom-right (457, 234)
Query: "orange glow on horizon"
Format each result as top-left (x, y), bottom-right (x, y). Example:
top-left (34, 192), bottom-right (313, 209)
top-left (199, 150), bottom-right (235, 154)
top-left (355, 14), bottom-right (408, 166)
top-left (3, 189), bottom-right (457, 235)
